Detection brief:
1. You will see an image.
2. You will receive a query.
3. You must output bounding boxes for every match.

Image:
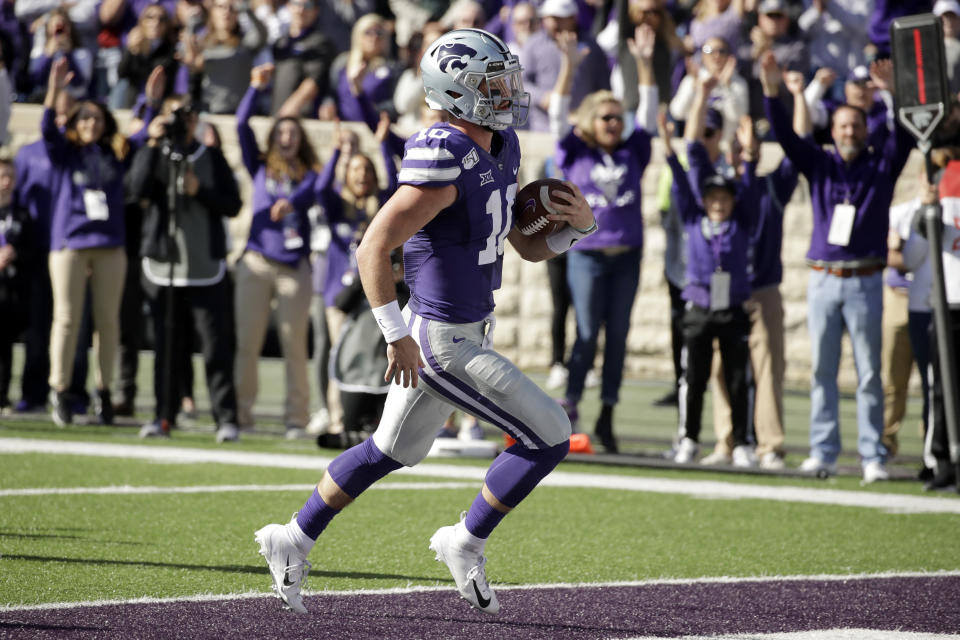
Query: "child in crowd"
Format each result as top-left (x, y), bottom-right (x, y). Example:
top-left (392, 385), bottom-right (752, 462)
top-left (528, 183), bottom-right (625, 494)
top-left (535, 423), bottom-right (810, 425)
top-left (659, 110), bottom-right (760, 467)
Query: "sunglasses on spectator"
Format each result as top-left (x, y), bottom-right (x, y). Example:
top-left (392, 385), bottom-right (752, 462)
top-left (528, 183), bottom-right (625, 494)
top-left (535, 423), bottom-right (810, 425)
top-left (701, 44), bottom-right (728, 55)
top-left (597, 113), bottom-right (624, 123)
top-left (703, 127), bottom-right (719, 137)
top-left (364, 28), bottom-right (386, 37)
top-left (763, 11), bottom-right (787, 19)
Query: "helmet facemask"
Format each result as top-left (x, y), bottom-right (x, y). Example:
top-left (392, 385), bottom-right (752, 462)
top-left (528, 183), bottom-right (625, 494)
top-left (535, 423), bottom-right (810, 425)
top-left (461, 65), bottom-right (530, 130)
top-left (422, 28), bottom-right (531, 130)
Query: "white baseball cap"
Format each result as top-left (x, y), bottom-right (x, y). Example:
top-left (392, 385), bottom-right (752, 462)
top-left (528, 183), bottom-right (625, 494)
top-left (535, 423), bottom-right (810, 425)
top-left (934, 0), bottom-right (960, 16)
top-left (539, 0), bottom-right (578, 19)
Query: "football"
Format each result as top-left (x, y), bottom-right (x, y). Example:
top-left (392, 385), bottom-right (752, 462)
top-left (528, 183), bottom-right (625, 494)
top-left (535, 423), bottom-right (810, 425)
top-left (513, 178), bottom-right (572, 236)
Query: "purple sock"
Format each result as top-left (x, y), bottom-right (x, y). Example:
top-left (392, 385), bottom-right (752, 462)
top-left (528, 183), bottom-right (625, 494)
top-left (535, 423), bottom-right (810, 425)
top-left (464, 491), bottom-right (507, 539)
top-left (296, 487), bottom-right (340, 540)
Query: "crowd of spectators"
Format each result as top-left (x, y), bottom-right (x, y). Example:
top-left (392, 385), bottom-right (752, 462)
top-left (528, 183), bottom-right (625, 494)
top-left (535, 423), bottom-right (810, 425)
top-left (0, 0), bottom-right (954, 485)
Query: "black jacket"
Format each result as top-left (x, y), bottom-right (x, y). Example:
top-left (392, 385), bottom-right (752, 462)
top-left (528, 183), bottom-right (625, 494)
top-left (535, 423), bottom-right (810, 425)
top-left (128, 140), bottom-right (242, 263)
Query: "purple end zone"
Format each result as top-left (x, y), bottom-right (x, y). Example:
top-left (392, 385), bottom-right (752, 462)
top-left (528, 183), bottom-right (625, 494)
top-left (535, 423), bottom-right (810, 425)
top-left (2, 576), bottom-right (959, 639)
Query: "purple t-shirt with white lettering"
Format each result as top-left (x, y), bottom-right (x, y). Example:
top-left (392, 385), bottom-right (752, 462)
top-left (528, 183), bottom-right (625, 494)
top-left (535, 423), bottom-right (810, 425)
top-left (399, 123), bottom-right (522, 324)
top-left (556, 128), bottom-right (651, 251)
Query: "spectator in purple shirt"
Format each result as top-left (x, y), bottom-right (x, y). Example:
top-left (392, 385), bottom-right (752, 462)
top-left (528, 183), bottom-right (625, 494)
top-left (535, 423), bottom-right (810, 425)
top-left (706, 68), bottom-right (807, 470)
top-left (661, 103), bottom-right (761, 467)
top-left (234, 63), bottom-right (319, 439)
top-left (42, 58), bottom-right (155, 427)
top-left (313, 116), bottom-right (398, 435)
top-left (13, 89), bottom-right (76, 414)
top-left (808, 64), bottom-right (893, 147)
top-left (28, 8), bottom-right (93, 100)
top-left (551, 24), bottom-right (657, 453)
top-left (321, 13), bottom-right (399, 122)
top-left (760, 51), bottom-right (914, 483)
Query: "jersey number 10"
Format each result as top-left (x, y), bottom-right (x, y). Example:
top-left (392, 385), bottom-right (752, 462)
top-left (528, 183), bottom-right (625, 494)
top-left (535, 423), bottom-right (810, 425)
top-left (478, 184), bottom-right (517, 265)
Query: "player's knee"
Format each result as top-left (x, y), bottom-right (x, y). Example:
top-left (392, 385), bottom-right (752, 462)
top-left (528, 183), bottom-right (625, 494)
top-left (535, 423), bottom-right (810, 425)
top-left (546, 438), bottom-right (570, 465)
top-left (327, 438), bottom-right (403, 498)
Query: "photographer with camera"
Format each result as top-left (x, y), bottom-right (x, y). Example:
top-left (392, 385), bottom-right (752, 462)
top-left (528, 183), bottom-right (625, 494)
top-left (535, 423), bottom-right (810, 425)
top-left (131, 92), bottom-right (243, 442)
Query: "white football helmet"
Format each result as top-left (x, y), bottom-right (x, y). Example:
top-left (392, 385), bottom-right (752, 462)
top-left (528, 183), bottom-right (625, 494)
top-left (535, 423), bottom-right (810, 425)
top-left (420, 28), bottom-right (530, 130)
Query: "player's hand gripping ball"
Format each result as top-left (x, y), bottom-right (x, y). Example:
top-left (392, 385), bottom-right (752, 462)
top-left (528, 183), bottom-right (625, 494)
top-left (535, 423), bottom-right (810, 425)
top-left (513, 178), bottom-right (573, 236)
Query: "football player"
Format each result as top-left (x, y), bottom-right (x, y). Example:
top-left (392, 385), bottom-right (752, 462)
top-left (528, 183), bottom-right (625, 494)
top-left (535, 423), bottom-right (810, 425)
top-left (255, 28), bottom-right (597, 615)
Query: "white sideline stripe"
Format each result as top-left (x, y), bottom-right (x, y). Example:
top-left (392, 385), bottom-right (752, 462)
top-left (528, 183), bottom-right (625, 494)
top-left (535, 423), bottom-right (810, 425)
top-left (2, 570), bottom-right (959, 613)
top-left (3, 438), bottom-right (960, 514)
top-left (0, 482), bottom-right (479, 497)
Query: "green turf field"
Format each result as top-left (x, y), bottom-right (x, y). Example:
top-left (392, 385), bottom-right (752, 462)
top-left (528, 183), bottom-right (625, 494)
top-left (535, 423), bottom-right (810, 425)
top-left (1, 351), bottom-right (957, 609)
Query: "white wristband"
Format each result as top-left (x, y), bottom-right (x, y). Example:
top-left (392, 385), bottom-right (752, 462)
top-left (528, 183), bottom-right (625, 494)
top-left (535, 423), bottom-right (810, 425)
top-left (371, 300), bottom-right (410, 343)
top-left (546, 220), bottom-right (598, 255)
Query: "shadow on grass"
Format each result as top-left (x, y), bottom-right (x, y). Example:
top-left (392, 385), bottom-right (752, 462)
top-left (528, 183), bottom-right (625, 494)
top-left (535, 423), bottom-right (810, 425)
top-left (3, 554), bottom-right (436, 583)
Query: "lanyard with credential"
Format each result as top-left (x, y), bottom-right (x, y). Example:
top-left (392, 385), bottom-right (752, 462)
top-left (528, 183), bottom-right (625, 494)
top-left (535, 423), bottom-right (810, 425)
top-left (827, 152), bottom-right (859, 247)
top-left (707, 219), bottom-right (731, 311)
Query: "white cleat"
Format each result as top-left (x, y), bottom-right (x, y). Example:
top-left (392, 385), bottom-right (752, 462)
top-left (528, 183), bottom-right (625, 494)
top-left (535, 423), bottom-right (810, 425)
top-left (255, 516), bottom-right (311, 614)
top-left (429, 523), bottom-right (500, 615)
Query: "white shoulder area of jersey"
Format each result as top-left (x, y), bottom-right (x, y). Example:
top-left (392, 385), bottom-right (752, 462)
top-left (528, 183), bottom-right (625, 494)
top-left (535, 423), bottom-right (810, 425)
top-left (399, 124), bottom-right (470, 183)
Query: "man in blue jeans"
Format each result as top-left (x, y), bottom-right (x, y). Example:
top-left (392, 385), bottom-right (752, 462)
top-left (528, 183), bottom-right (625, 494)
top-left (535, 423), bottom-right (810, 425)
top-left (760, 52), bottom-right (914, 482)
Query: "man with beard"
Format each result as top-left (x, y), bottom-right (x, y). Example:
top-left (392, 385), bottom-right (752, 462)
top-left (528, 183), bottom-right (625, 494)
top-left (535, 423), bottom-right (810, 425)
top-left (760, 51), bottom-right (914, 483)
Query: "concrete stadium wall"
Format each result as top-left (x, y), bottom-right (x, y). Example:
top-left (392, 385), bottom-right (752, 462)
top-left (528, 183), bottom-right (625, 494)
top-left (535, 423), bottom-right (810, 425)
top-left (8, 103), bottom-right (926, 390)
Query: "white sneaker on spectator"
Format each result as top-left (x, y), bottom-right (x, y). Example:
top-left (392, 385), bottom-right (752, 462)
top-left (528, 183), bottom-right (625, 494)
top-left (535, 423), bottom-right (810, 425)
top-left (862, 461), bottom-right (890, 484)
top-left (545, 363), bottom-right (568, 390)
top-left (732, 445), bottom-right (759, 468)
top-left (673, 437), bottom-right (699, 464)
top-left (700, 449), bottom-right (732, 466)
top-left (216, 423), bottom-right (239, 443)
top-left (800, 456), bottom-right (837, 477)
top-left (306, 408), bottom-right (330, 435)
top-left (585, 368), bottom-right (600, 388)
top-left (759, 451), bottom-right (786, 470)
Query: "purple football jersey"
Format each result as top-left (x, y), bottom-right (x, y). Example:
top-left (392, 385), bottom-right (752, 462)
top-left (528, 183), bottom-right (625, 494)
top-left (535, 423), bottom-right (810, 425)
top-left (399, 123), bottom-right (522, 324)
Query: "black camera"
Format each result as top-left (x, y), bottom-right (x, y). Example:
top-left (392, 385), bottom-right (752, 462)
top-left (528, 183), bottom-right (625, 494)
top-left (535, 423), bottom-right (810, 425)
top-left (163, 104), bottom-right (195, 148)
